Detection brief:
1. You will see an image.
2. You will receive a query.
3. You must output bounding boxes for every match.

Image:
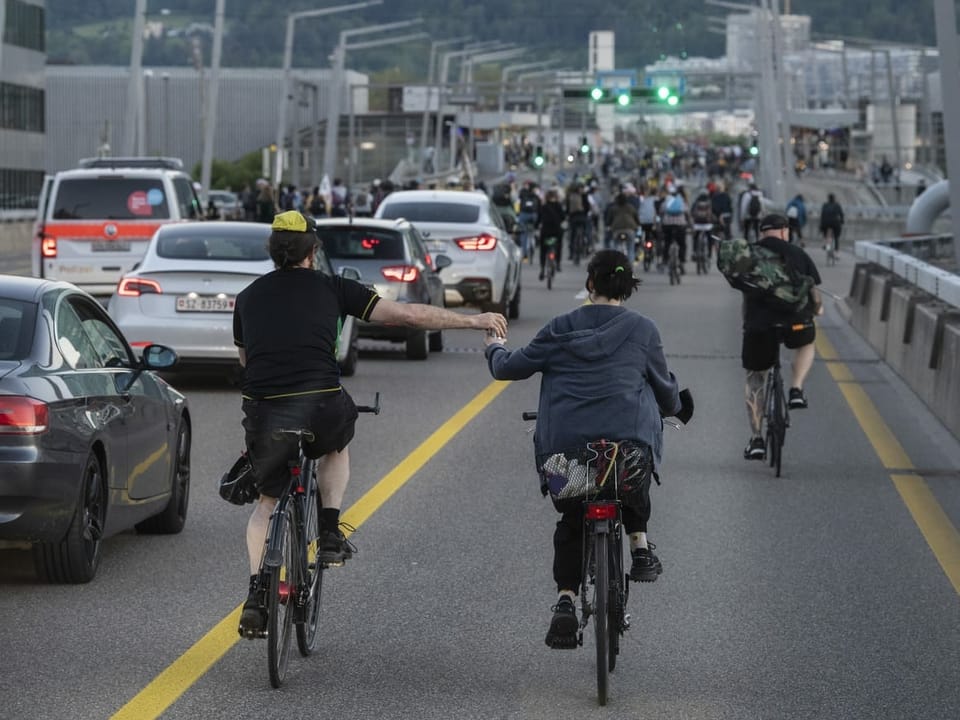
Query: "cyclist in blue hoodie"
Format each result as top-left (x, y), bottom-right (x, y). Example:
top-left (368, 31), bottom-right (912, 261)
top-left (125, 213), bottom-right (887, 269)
top-left (483, 249), bottom-right (693, 648)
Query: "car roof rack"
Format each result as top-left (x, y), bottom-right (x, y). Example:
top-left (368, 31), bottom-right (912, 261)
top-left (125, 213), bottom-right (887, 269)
top-left (77, 157), bottom-right (184, 171)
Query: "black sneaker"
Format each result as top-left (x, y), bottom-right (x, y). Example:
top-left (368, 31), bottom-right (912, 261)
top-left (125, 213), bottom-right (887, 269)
top-left (545, 595), bottom-right (579, 649)
top-left (630, 544), bottom-right (663, 582)
top-left (539, 271), bottom-right (544, 281)
top-left (744, 436), bottom-right (766, 461)
top-left (238, 577), bottom-right (266, 638)
top-left (317, 525), bottom-right (356, 567)
top-left (788, 387), bottom-right (808, 409)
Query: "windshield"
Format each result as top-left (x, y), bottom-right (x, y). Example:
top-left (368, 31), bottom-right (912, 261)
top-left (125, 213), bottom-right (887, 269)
top-left (156, 232), bottom-right (270, 261)
top-left (52, 178), bottom-right (171, 220)
top-left (318, 228), bottom-right (405, 261)
top-left (0, 298), bottom-right (37, 361)
top-left (378, 202), bottom-right (480, 224)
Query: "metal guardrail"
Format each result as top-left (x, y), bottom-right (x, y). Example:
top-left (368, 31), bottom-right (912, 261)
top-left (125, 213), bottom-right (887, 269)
top-left (0, 210), bottom-right (36, 222)
top-left (854, 235), bottom-right (960, 308)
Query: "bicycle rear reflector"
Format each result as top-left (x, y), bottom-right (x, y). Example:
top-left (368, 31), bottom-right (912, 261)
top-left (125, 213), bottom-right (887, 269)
top-left (585, 503), bottom-right (618, 520)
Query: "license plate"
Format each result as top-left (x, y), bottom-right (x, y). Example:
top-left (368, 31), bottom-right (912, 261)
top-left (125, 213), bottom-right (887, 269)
top-left (92, 241), bottom-right (131, 252)
top-left (175, 295), bottom-right (235, 312)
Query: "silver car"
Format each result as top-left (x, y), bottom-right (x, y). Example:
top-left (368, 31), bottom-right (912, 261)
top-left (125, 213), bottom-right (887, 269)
top-left (373, 190), bottom-right (522, 318)
top-left (107, 222), bottom-right (360, 375)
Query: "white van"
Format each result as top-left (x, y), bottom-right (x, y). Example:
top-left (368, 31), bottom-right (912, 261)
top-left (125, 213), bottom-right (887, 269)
top-left (33, 157), bottom-right (202, 295)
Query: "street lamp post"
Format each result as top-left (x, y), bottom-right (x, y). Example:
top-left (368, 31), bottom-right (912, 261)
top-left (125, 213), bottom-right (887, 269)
top-left (123, 0), bottom-right (147, 156)
top-left (322, 19), bottom-right (426, 180)
top-left (420, 37), bottom-right (471, 174)
top-left (273, 0), bottom-right (384, 187)
top-left (433, 42), bottom-right (513, 173)
top-left (199, 0), bottom-right (225, 201)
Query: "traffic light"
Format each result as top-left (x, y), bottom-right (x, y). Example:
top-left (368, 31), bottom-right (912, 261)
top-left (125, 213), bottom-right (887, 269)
top-left (563, 86), bottom-right (682, 106)
top-left (580, 136), bottom-right (590, 154)
top-left (656, 85), bottom-right (680, 106)
top-left (533, 145), bottom-right (545, 168)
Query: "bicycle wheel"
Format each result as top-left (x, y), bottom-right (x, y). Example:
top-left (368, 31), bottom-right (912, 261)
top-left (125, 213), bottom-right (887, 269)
top-left (593, 531), bottom-right (610, 706)
top-left (296, 458), bottom-right (323, 657)
top-left (266, 505), bottom-right (296, 688)
top-left (607, 526), bottom-right (624, 673)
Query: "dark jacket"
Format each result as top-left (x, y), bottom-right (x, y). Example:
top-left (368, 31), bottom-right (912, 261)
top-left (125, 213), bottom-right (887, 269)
top-left (608, 201), bottom-right (640, 233)
top-left (485, 305), bottom-right (681, 464)
top-left (537, 200), bottom-right (565, 240)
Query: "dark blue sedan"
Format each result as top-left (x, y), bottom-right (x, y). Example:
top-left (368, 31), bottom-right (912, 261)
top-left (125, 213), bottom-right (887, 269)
top-left (0, 275), bottom-right (190, 582)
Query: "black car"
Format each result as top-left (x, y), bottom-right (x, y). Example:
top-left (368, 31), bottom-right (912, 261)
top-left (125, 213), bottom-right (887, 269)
top-left (0, 276), bottom-right (189, 583)
top-left (316, 218), bottom-right (451, 360)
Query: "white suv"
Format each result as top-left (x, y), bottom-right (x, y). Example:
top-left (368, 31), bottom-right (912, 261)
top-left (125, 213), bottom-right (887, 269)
top-left (374, 190), bottom-right (522, 318)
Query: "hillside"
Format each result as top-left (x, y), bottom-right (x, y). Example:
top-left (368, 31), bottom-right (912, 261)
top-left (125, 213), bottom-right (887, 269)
top-left (47, 0), bottom-right (936, 76)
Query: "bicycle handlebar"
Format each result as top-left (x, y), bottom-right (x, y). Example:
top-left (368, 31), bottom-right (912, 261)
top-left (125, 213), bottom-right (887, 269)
top-left (522, 411), bottom-right (538, 421)
top-left (356, 392), bottom-right (381, 415)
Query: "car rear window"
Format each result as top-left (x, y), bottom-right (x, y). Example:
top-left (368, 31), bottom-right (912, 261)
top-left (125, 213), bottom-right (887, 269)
top-left (52, 178), bottom-right (172, 220)
top-left (378, 202), bottom-right (480, 224)
top-left (0, 298), bottom-right (37, 361)
top-left (156, 232), bottom-right (270, 261)
top-left (318, 228), bottom-right (405, 260)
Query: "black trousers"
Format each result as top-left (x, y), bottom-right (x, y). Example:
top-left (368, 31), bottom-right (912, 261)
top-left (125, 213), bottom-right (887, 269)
top-left (552, 494), bottom-right (650, 594)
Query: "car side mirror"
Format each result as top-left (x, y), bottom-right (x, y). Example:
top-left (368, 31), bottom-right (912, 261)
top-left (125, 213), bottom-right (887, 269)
top-left (142, 344), bottom-right (178, 370)
top-left (338, 265), bottom-right (362, 281)
top-left (433, 254), bottom-right (452, 272)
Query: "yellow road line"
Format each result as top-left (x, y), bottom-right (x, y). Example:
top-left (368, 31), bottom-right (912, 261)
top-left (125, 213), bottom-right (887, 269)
top-left (816, 333), bottom-right (960, 595)
top-left (110, 380), bottom-right (510, 720)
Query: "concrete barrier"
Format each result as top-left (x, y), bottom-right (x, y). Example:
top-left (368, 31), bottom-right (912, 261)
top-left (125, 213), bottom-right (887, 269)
top-left (0, 221), bottom-right (34, 276)
top-left (848, 262), bottom-right (960, 440)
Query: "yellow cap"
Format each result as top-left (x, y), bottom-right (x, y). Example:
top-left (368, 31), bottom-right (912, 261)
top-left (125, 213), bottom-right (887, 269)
top-left (271, 210), bottom-right (312, 233)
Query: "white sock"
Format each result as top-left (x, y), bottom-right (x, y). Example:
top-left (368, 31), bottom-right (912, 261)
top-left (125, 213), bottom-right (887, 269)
top-left (629, 532), bottom-right (648, 551)
top-left (558, 590), bottom-right (576, 602)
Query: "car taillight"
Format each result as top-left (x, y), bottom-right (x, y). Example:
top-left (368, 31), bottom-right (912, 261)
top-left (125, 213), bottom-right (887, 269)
top-left (424, 254), bottom-right (433, 268)
top-left (455, 234), bottom-right (497, 251)
top-left (117, 277), bottom-right (163, 297)
top-left (41, 236), bottom-right (57, 258)
top-left (381, 266), bottom-right (420, 283)
top-left (0, 396), bottom-right (49, 434)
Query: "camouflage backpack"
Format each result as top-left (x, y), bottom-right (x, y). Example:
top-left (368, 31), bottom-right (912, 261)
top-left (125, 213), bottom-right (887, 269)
top-left (716, 237), bottom-right (814, 313)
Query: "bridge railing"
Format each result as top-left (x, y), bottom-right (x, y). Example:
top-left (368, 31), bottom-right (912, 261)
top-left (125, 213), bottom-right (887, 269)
top-left (854, 235), bottom-right (960, 308)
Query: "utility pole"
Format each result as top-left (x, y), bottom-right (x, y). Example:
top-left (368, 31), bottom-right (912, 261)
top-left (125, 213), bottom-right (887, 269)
top-left (123, 0), bottom-right (147, 156)
top-left (200, 0), bottom-right (225, 201)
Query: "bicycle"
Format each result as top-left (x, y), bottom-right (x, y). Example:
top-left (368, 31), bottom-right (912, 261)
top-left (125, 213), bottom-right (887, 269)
top-left (692, 224), bottom-right (712, 275)
top-left (247, 394), bottom-right (380, 688)
top-left (667, 239), bottom-right (681, 286)
top-left (522, 413), bottom-right (632, 707)
top-left (570, 220), bottom-right (587, 266)
top-left (543, 235), bottom-right (558, 290)
top-left (762, 326), bottom-right (809, 477)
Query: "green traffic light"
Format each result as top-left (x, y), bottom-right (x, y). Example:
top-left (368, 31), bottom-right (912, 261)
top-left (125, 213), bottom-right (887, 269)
top-left (749, 146), bottom-right (759, 156)
top-left (590, 87), bottom-right (604, 101)
top-left (533, 155), bottom-right (545, 167)
top-left (667, 95), bottom-right (679, 107)
top-left (657, 86), bottom-right (670, 101)
top-left (617, 92), bottom-right (630, 107)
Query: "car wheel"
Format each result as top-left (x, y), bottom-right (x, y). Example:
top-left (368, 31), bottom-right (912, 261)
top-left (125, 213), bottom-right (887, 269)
top-left (508, 282), bottom-right (521, 320)
top-left (33, 451), bottom-right (106, 583)
top-left (339, 337), bottom-right (359, 376)
top-left (429, 330), bottom-right (443, 352)
top-left (406, 329), bottom-right (429, 360)
top-left (137, 417), bottom-right (191, 535)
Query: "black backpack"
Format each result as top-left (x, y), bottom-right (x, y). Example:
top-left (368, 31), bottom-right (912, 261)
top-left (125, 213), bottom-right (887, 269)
top-left (747, 194), bottom-right (762, 218)
top-left (492, 183), bottom-right (511, 206)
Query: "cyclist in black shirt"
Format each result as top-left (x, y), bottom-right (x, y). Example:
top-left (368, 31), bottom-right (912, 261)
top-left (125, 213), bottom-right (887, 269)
top-left (234, 211), bottom-right (507, 636)
top-left (740, 214), bottom-right (824, 460)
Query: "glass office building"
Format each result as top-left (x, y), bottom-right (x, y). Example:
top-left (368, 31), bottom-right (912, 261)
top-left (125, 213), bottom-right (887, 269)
top-left (0, 0), bottom-right (45, 214)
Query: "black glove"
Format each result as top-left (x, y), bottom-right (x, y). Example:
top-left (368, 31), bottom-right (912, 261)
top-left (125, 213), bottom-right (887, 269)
top-left (675, 388), bottom-right (694, 425)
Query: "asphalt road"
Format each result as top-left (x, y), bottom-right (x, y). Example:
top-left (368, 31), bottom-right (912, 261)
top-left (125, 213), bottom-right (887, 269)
top-left (1, 248), bottom-right (958, 720)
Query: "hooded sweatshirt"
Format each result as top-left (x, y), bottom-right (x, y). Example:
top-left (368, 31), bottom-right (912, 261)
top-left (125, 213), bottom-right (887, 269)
top-left (485, 304), bottom-right (681, 465)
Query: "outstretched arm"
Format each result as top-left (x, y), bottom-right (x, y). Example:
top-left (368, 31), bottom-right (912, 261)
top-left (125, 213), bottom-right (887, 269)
top-left (369, 299), bottom-right (507, 336)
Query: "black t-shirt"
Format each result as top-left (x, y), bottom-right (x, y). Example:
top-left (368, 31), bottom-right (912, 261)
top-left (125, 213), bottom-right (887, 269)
top-left (743, 236), bottom-right (822, 331)
top-left (234, 267), bottom-right (379, 398)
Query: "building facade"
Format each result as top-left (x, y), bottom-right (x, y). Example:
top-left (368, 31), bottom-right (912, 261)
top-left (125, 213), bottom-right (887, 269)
top-left (0, 0), bottom-right (45, 213)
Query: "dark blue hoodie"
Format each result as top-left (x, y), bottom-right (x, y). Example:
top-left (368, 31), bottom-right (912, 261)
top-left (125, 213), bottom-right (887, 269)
top-left (485, 304), bottom-right (681, 464)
